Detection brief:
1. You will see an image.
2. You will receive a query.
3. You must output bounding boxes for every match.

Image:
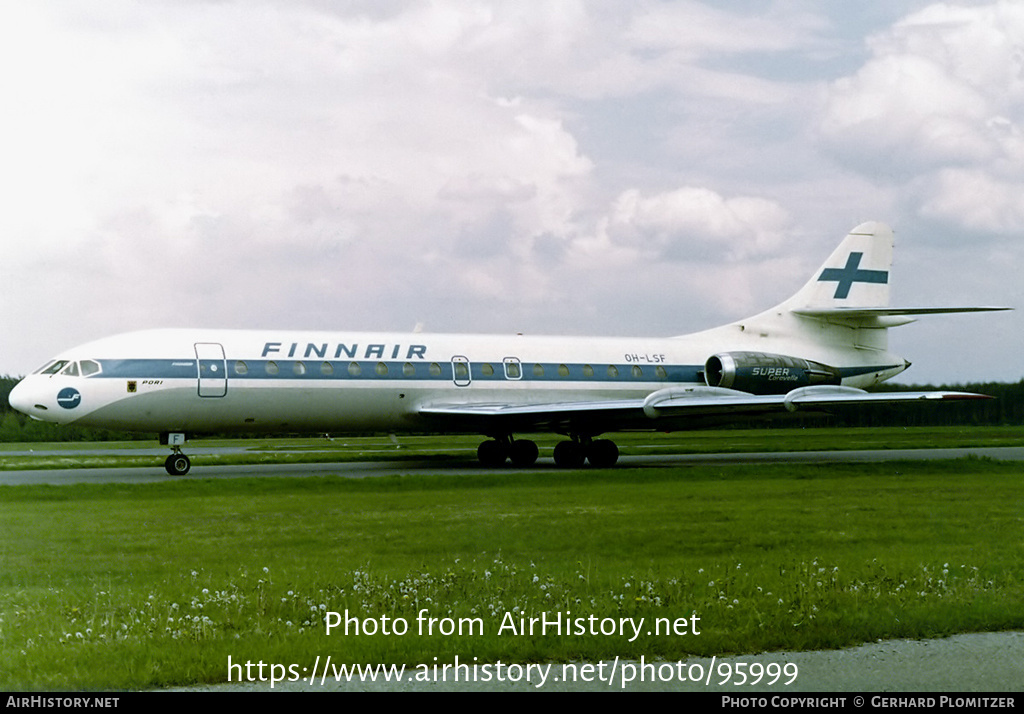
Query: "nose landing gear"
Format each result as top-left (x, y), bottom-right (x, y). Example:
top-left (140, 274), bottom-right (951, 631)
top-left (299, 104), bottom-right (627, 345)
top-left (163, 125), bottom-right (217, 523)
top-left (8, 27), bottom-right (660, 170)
top-left (161, 432), bottom-right (191, 475)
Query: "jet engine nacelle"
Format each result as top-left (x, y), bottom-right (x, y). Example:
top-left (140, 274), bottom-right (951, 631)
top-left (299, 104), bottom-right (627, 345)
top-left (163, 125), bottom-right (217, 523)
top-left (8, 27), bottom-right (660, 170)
top-left (704, 352), bottom-right (841, 395)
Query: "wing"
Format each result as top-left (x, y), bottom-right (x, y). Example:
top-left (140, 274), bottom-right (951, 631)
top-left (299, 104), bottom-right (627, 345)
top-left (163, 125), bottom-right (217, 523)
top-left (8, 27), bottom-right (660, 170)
top-left (419, 385), bottom-right (992, 434)
top-left (419, 397), bottom-right (649, 434)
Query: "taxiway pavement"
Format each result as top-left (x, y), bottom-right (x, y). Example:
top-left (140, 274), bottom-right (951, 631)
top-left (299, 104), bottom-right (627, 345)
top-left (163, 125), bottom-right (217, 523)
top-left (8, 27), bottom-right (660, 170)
top-left (3, 446), bottom-right (1023, 486)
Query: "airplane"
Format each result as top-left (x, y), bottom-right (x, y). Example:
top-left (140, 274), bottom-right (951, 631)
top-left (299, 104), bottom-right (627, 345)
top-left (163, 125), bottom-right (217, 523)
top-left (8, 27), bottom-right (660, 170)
top-left (8, 222), bottom-right (1010, 476)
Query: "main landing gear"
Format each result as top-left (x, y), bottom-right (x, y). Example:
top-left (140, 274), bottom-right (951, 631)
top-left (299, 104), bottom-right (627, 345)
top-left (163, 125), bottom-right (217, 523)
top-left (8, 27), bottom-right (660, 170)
top-left (476, 435), bottom-right (619, 468)
top-left (552, 436), bottom-right (619, 468)
top-left (161, 432), bottom-right (191, 475)
top-left (477, 436), bottom-right (540, 467)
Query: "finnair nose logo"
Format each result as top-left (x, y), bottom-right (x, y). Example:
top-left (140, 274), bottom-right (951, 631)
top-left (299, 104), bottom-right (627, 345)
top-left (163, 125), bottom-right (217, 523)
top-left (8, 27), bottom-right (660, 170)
top-left (57, 387), bottom-right (82, 410)
top-left (818, 252), bottom-right (888, 299)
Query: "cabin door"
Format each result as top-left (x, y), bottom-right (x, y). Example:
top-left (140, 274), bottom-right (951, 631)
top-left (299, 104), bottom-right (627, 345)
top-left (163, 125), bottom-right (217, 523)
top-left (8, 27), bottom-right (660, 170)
top-left (195, 343), bottom-right (228, 397)
top-left (451, 356), bottom-right (472, 387)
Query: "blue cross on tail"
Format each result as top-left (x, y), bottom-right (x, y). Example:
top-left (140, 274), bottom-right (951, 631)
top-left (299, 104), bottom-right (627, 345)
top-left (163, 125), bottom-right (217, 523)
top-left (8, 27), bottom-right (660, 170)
top-left (817, 252), bottom-right (888, 299)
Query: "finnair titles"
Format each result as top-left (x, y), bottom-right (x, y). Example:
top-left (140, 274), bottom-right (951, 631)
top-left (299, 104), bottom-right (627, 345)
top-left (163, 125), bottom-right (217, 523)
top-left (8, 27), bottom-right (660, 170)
top-left (261, 342), bottom-right (427, 361)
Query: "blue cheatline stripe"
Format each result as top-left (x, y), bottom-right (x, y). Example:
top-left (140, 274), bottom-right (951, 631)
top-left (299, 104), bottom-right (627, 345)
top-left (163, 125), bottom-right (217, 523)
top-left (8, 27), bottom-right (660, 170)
top-left (91, 358), bottom-right (704, 384)
top-left (97, 359), bottom-right (197, 379)
top-left (87, 358), bottom-right (902, 384)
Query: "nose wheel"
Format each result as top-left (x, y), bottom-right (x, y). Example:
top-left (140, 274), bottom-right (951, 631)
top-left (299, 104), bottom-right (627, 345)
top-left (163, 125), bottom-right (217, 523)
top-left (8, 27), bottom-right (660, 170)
top-left (161, 432), bottom-right (191, 475)
top-left (164, 449), bottom-right (191, 475)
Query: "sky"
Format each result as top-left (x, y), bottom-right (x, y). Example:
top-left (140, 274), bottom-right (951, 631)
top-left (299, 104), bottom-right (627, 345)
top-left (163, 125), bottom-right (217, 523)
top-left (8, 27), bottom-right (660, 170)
top-left (1, 0), bottom-right (1021, 385)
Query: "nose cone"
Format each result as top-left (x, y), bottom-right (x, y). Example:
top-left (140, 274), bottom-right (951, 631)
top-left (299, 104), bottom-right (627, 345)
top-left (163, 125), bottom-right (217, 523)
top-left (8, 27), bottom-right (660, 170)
top-left (8, 379), bottom-right (31, 413)
top-left (8, 378), bottom-right (48, 419)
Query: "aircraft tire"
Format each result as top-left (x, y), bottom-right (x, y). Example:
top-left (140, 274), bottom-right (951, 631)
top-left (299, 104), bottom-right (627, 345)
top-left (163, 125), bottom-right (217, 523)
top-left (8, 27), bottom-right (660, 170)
top-left (553, 440), bottom-right (585, 468)
top-left (165, 454), bottom-right (191, 476)
top-left (477, 440), bottom-right (508, 467)
top-left (509, 439), bottom-right (539, 467)
top-left (587, 439), bottom-right (619, 468)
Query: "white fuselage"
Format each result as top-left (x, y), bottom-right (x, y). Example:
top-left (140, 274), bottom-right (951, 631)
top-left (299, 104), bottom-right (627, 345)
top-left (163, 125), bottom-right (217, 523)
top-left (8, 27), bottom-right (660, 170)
top-left (9, 325), bottom-right (906, 436)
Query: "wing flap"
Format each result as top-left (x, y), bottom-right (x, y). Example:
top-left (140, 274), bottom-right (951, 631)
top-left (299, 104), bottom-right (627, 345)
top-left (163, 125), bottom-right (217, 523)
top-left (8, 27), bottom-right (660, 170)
top-left (419, 398), bottom-right (649, 434)
top-left (420, 399), bottom-right (646, 418)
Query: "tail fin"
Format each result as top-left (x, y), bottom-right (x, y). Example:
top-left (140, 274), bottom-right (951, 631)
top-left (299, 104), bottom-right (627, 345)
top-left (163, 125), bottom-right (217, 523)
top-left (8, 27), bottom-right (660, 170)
top-left (781, 222), bottom-right (1008, 325)
top-left (783, 221), bottom-right (893, 311)
top-left (690, 220), bottom-right (1007, 387)
top-left (758, 220), bottom-right (1009, 362)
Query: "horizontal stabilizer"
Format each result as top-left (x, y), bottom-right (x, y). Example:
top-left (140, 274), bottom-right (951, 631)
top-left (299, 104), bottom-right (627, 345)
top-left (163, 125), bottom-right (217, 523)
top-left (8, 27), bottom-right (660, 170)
top-left (791, 305), bottom-right (1012, 328)
top-left (792, 306), bottom-right (1011, 318)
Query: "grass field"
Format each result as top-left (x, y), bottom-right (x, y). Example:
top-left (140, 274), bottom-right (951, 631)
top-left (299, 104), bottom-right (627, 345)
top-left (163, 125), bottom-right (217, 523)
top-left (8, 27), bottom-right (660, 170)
top-left (1, 428), bottom-right (1023, 690)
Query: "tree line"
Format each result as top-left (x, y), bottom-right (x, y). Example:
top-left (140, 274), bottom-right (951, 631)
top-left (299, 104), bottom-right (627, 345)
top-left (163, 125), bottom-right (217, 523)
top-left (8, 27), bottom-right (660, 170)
top-left (826, 380), bottom-right (1024, 428)
top-left (2, 374), bottom-right (1023, 443)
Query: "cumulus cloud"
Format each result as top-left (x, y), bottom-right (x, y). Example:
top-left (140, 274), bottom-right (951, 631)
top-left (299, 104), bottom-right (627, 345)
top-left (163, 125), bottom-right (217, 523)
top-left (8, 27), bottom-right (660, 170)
top-left (819, 2), bottom-right (1024, 234)
top-left (821, 54), bottom-right (993, 170)
top-left (0, 2), bottom-right (1018, 382)
top-left (627, 1), bottom-right (824, 58)
top-left (596, 186), bottom-right (791, 262)
top-left (918, 168), bottom-right (1024, 234)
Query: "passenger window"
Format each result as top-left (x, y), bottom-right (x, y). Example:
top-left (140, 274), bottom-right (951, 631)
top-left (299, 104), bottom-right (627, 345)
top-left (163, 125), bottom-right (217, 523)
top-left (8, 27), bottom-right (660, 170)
top-left (403, 362), bottom-right (416, 377)
top-left (656, 366), bottom-right (667, 379)
top-left (558, 364), bottom-right (569, 377)
top-left (582, 364), bottom-right (594, 378)
top-left (533, 364), bottom-right (544, 377)
top-left (481, 363), bottom-right (494, 377)
top-left (321, 362), bottom-right (334, 376)
top-left (607, 365), bottom-right (619, 378)
top-left (294, 362), bottom-right (307, 376)
top-left (266, 361), bottom-right (279, 375)
top-left (348, 362), bottom-right (362, 376)
top-left (234, 361), bottom-right (248, 375)
top-left (504, 360), bottom-right (521, 379)
top-left (632, 365), bottom-right (643, 378)
top-left (429, 362), bottom-right (442, 377)
top-left (375, 362), bottom-right (388, 376)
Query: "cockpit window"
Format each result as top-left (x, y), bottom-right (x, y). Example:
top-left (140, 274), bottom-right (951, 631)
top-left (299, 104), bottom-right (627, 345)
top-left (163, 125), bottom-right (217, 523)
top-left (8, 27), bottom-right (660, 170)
top-left (80, 360), bottom-right (101, 376)
top-left (37, 360), bottom-right (69, 375)
top-left (34, 360), bottom-right (103, 377)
